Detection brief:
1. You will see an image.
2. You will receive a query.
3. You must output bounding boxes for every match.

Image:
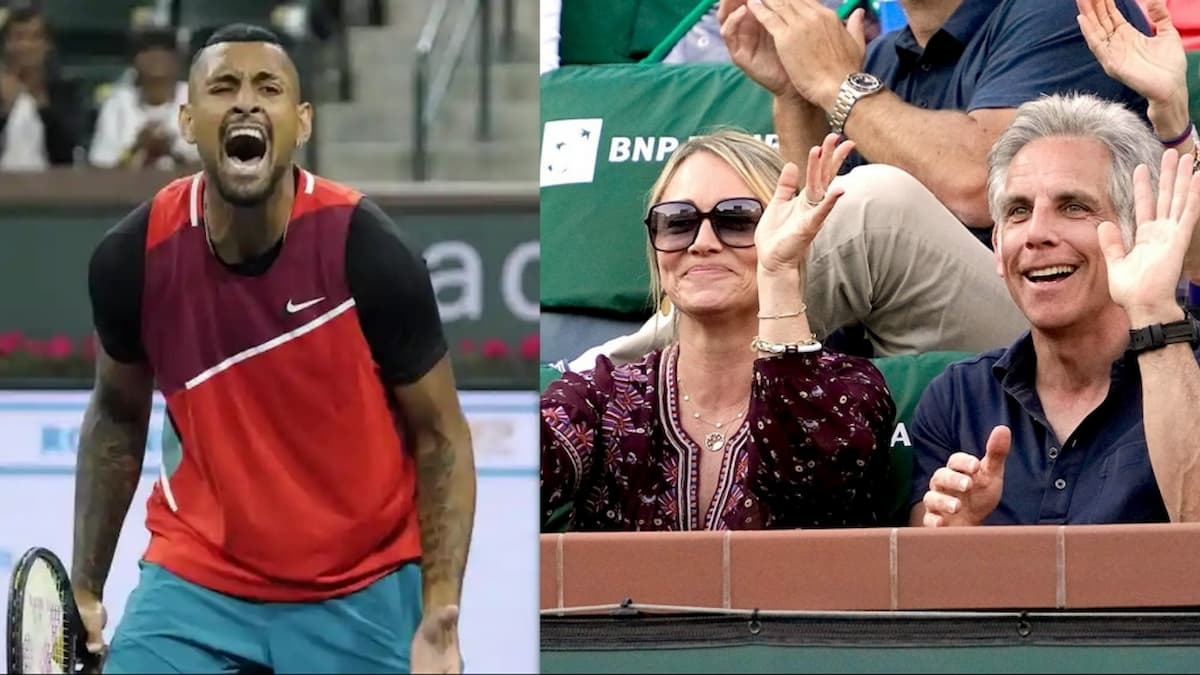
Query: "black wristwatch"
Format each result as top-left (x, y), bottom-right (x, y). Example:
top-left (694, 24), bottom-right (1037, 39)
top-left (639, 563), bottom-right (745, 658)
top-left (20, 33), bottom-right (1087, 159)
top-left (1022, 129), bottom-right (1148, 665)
top-left (1126, 311), bottom-right (1200, 355)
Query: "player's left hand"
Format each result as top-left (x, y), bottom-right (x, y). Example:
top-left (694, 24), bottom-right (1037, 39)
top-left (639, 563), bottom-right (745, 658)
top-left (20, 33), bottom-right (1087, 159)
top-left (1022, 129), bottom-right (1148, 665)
top-left (1099, 148), bottom-right (1200, 326)
top-left (410, 604), bottom-right (462, 674)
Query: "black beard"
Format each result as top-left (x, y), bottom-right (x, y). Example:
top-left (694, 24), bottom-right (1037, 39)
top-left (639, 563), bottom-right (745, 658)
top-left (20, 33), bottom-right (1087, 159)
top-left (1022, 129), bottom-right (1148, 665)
top-left (211, 162), bottom-right (290, 207)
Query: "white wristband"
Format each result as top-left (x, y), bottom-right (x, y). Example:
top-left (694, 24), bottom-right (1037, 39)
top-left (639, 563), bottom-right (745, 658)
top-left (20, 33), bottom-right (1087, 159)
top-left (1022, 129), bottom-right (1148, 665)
top-left (751, 335), bottom-right (823, 355)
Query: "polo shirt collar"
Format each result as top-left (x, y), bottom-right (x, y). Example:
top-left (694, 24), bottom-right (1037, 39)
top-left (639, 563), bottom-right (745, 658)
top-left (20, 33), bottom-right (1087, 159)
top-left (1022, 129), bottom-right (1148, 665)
top-left (991, 331), bottom-right (1037, 391)
top-left (991, 330), bottom-right (1137, 393)
top-left (894, 0), bottom-right (998, 56)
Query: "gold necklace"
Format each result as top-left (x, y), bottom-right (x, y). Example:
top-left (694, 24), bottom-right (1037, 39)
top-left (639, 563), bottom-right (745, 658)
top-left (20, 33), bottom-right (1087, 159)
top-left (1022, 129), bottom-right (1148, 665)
top-left (679, 383), bottom-right (746, 452)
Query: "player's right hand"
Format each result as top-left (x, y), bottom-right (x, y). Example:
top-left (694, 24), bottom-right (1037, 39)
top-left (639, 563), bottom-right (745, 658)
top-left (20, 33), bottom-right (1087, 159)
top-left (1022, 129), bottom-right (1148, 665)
top-left (411, 604), bottom-right (462, 674)
top-left (73, 589), bottom-right (108, 673)
top-left (922, 425), bottom-right (1011, 527)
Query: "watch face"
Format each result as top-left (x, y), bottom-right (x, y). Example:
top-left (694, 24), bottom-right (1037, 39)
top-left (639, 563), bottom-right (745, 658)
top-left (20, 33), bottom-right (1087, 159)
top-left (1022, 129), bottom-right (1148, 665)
top-left (848, 72), bottom-right (882, 92)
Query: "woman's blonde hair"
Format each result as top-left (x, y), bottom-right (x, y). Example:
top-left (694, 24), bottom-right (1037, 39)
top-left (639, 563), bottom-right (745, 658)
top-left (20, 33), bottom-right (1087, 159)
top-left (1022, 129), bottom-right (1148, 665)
top-left (643, 128), bottom-right (785, 316)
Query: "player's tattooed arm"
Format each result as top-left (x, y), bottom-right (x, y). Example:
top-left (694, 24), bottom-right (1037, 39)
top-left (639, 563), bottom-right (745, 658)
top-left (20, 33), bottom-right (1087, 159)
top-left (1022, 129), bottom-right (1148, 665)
top-left (72, 344), bottom-right (154, 597)
top-left (394, 355), bottom-right (477, 609)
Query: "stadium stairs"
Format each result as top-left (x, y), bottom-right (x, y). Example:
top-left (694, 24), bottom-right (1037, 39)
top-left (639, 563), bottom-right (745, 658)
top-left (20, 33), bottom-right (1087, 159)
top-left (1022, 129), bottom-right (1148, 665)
top-left (317, 0), bottom-right (538, 182)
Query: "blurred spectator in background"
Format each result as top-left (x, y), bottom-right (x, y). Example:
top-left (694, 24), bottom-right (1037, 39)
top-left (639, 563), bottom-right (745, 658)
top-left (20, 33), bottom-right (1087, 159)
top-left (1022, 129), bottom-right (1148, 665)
top-left (0, 4), bottom-right (78, 171)
top-left (89, 28), bottom-right (197, 170)
top-left (662, 3), bottom-right (730, 64)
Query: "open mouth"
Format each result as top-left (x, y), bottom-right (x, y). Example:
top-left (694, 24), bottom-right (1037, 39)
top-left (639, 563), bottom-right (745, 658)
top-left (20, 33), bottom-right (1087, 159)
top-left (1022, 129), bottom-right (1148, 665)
top-left (222, 126), bottom-right (269, 173)
top-left (1023, 264), bottom-right (1078, 284)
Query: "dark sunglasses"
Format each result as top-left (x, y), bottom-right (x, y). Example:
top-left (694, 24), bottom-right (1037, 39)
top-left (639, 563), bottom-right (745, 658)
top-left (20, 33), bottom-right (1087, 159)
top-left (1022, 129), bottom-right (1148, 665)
top-left (643, 197), bottom-right (764, 253)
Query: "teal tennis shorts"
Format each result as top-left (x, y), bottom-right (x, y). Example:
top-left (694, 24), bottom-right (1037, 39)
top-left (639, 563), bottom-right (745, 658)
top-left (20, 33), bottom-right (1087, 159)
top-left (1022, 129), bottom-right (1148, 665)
top-left (104, 561), bottom-right (422, 673)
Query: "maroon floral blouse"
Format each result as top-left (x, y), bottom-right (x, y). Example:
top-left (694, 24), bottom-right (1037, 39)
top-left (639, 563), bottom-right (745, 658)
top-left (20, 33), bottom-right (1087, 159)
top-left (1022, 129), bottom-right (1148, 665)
top-left (541, 344), bottom-right (897, 531)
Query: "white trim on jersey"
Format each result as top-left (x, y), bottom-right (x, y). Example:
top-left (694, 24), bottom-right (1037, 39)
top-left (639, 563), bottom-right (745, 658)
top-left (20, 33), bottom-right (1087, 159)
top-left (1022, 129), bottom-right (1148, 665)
top-left (159, 461), bottom-right (180, 513)
top-left (188, 172), bottom-right (203, 227)
top-left (184, 298), bottom-right (357, 390)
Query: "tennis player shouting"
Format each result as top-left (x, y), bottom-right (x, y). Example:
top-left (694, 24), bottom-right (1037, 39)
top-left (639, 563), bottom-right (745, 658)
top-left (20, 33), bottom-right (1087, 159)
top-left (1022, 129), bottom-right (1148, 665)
top-left (71, 24), bottom-right (476, 673)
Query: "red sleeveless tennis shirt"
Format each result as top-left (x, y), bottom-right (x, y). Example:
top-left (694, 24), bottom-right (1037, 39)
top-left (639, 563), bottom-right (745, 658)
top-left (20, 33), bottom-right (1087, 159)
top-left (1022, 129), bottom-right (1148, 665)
top-left (136, 170), bottom-right (421, 601)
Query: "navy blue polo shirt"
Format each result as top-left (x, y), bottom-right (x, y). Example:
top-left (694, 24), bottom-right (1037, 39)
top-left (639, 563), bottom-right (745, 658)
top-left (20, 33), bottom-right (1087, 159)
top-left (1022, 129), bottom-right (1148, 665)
top-left (866, 0), bottom-right (1149, 114)
top-left (843, 0), bottom-right (1150, 175)
top-left (908, 332), bottom-right (1192, 525)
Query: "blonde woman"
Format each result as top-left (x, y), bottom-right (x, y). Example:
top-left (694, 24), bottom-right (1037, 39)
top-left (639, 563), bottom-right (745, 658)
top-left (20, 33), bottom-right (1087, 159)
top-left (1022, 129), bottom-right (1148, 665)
top-left (541, 130), bottom-right (896, 531)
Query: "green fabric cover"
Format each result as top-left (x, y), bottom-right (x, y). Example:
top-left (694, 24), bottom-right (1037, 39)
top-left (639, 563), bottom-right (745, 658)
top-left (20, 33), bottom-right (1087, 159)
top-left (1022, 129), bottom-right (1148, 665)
top-left (539, 350), bottom-right (973, 531)
top-left (1189, 51), bottom-right (1200, 131)
top-left (540, 63), bottom-right (774, 315)
top-left (870, 350), bottom-right (973, 524)
top-left (558, 0), bottom-right (702, 66)
top-left (630, 0), bottom-right (713, 59)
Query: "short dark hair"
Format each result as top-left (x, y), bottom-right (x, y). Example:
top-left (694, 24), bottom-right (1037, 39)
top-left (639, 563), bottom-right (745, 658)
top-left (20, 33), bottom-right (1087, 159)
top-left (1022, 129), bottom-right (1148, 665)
top-left (130, 27), bottom-right (178, 58)
top-left (190, 23), bottom-right (287, 69)
top-left (204, 23), bottom-right (284, 50)
top-left (189, 22), bottom-right (299, 97)
top-left (1, 5), bottom-right (47, 41)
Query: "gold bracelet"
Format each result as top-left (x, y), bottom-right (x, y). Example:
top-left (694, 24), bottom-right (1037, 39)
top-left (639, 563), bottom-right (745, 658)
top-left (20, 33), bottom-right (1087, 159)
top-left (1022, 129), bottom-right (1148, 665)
top-left (757, 304), bottom-right (807, 320)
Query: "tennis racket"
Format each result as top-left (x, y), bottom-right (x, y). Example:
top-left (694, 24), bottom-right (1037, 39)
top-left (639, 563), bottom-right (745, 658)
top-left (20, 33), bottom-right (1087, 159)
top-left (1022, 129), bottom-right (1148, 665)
top-left (5, 547), bottom-right (98, 674)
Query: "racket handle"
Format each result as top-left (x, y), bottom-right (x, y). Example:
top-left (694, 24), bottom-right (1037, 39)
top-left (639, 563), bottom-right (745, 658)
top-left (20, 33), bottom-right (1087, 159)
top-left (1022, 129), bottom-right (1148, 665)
top-left (69, 604), bottom-right (101, 673)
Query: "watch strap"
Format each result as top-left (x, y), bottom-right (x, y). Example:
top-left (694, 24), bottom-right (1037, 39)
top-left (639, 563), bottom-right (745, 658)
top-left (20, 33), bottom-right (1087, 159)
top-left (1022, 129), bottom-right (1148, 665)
top-left (1127, 316), bottom-right (1199, 354)
top-left (828, 74), bottom-right (881, 136)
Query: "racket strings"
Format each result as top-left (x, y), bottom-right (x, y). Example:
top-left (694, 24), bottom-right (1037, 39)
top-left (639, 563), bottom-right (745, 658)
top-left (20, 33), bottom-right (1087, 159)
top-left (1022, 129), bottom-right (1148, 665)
top-left (19, 560), bottom-right (73, 674)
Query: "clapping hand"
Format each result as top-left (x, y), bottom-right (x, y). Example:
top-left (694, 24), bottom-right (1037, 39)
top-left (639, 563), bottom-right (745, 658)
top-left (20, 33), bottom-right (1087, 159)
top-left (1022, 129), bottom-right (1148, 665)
top-left (741, 0), bottom-right (867, 109)
top-left (922, 426), bottom-right (1011, 527)
top-left (754, 134), bottom-right (854, 274)
top-left (0, 68), bottom-right (23, 114)
top-left (719, 0), bottom-right (793, 97)
top-left (1099, 149), bottom-right (1200, 325)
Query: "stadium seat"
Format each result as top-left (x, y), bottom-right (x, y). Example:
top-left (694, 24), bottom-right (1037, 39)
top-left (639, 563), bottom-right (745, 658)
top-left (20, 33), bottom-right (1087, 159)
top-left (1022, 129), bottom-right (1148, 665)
top-left (539, 348), bottom-right (974, 532)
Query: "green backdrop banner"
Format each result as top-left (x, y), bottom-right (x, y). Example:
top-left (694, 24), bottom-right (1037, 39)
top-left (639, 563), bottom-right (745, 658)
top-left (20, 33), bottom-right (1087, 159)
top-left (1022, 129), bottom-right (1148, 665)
top-left (540, 62), bottom-right (775, 316)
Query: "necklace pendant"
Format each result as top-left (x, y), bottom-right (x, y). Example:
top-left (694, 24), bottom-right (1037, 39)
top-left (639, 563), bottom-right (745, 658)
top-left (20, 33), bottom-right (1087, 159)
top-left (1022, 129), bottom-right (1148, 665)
top-left (704, 431), bottom-right (725, 452)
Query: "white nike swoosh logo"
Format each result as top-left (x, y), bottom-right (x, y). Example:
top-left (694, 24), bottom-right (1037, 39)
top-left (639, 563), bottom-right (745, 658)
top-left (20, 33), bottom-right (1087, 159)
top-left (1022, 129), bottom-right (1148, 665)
top-left (285, 297), bottom-right (326, 314)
